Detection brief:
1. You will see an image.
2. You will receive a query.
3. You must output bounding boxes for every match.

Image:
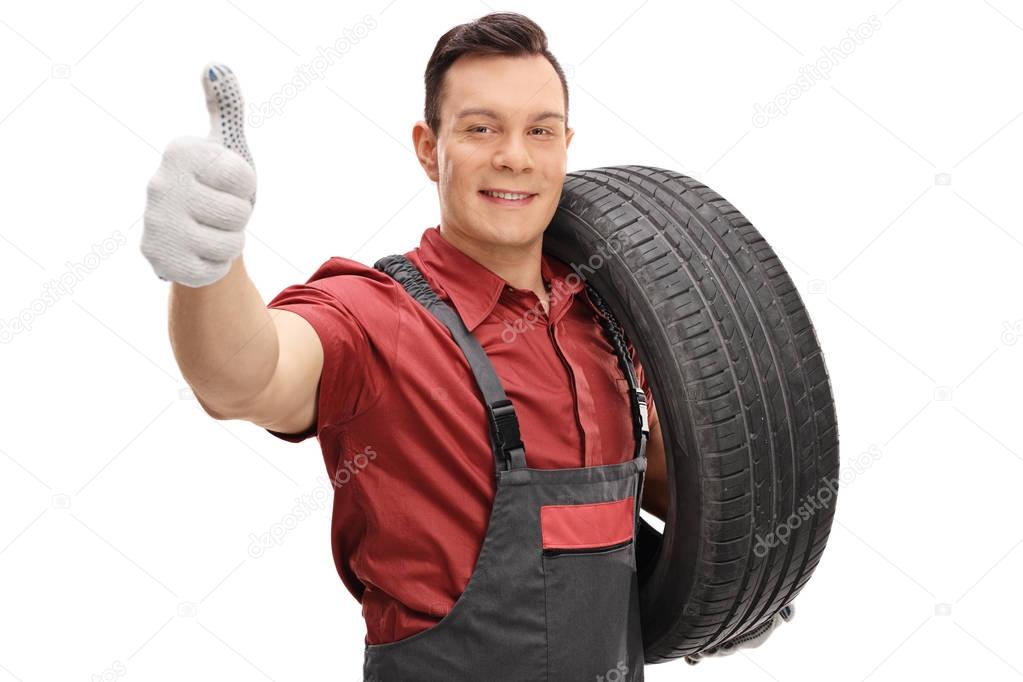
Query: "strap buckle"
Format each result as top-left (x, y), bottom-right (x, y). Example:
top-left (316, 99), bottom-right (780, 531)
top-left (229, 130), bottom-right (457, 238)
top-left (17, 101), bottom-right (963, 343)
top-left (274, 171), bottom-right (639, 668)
top-left (632, 389), bottom-right (649, 437)
top-left (488, 398), bottom-right (525, 469)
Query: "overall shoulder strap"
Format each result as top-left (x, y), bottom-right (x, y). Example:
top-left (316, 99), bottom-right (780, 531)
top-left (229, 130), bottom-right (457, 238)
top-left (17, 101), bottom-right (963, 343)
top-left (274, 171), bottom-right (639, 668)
top-left (585, 284), bottom-right (650, 460)
top-left (374, 254), bottom-right (527, 472)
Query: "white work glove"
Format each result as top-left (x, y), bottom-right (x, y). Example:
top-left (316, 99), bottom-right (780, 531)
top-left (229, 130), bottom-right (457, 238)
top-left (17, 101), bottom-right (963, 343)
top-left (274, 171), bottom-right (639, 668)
top-left (141, 62), bottom-right (256, 287)
top-left (685, 603), bottom-right (795, 665)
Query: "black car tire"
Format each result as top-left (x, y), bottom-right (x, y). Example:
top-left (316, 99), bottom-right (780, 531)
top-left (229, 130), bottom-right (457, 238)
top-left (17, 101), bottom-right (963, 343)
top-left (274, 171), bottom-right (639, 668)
top-left (543, 165), bottom-right (840, 662)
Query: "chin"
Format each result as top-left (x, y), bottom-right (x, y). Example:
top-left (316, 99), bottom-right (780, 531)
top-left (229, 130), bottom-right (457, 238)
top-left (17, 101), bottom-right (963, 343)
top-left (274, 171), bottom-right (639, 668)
top-left (488, 222), bottom-right (546, 246)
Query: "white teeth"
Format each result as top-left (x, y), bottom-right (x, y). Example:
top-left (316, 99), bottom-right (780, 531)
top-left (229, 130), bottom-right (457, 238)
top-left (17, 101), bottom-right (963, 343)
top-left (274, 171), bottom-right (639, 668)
top-left (483, 190), bottom-right (531, 200)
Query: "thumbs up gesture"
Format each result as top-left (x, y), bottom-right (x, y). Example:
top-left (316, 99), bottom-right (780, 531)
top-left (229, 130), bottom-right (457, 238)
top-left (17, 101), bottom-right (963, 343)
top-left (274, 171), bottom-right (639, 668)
top-left (141, 63), bottom-right (257, 287)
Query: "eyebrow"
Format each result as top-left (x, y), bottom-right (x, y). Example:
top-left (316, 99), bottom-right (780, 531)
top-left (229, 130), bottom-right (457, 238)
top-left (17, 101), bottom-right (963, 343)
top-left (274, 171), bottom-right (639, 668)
top-left (455, 107), bottom-right (565, 123)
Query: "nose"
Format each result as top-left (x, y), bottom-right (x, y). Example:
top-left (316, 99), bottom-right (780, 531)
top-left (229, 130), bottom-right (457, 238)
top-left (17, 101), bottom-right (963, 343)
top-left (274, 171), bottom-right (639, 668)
top-left (491, 132), bottom-right (533, 174)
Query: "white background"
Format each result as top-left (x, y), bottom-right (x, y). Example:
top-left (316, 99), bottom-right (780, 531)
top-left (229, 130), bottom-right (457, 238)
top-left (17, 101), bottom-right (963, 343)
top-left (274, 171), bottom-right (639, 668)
top-left (1, 0), bottom-right (1021, 680)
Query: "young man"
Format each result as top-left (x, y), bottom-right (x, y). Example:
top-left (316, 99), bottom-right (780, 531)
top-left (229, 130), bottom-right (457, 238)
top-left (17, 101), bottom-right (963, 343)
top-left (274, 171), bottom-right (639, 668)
top-left (142, 12), bottom-right (668, 680)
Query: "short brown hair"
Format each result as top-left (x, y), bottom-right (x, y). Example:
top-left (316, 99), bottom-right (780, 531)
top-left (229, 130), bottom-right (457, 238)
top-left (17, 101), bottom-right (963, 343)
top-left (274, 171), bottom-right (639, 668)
top-left (424, 12), bottom-right (569, 137)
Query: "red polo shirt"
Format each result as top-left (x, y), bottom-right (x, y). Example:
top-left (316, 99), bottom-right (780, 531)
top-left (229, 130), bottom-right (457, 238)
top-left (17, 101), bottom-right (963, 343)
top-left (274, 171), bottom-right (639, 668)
top-left (264, 225), bottom-right (655, 645)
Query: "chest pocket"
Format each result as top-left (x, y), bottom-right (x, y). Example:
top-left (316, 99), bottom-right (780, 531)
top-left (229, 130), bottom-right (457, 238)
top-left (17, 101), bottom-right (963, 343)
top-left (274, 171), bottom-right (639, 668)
top-left (539, 497), bottom-right (642, 680)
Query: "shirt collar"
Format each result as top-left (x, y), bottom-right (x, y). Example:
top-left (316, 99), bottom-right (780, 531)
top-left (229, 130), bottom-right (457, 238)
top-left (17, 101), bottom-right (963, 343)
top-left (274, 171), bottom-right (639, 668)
top-left (413, 225), bottom-right (585, 332)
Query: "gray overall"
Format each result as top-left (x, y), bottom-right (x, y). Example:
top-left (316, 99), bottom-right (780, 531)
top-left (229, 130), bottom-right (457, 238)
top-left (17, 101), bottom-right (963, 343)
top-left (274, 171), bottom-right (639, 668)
top-left (365, 254), bottom-right (650, 682)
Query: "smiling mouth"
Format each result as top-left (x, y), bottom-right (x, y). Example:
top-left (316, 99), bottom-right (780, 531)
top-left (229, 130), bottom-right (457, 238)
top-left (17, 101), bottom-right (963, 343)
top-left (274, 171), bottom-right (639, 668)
top-left (479, 189), bottom-right (538, 204)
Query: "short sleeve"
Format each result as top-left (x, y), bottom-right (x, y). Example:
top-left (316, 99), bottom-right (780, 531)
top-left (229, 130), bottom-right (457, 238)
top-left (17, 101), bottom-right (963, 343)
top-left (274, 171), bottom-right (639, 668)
top-left (263, 259), bottom-right (398, 442)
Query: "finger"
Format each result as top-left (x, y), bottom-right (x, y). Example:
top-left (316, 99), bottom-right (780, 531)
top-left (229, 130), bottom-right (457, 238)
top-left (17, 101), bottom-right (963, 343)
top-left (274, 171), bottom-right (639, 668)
top-left (201, 62), bottom-right (254, 169)
top-left (193, 143), bottom-right (257, 200)
top-left (191, 219), bottom-right (246, 262)
top-left (186, 181), bottom-right (252, 231)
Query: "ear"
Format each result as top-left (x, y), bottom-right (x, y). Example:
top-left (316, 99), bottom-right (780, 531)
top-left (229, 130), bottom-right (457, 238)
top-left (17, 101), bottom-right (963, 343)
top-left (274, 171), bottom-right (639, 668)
top-left (413, 121), bottom-right (439, 183)
top-left (565, 126), bottom-right (574, 150)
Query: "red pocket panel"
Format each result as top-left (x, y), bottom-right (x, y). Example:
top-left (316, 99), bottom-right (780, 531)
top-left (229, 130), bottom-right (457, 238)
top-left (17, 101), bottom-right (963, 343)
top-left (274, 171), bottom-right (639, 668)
top-left (539, 496), bottom-right (635, 550)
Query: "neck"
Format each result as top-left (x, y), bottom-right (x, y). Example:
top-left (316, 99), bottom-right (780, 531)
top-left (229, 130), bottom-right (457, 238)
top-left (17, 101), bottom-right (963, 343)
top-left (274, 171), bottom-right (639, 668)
top-left (438, 225), bottom-right (547, 294)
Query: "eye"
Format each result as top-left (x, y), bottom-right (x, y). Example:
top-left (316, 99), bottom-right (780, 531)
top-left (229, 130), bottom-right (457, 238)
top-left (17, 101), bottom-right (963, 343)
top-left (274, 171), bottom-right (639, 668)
top-left (530, 128), bottom-right (551, 136)
top-left (469, 125), bottom-right (491, 134)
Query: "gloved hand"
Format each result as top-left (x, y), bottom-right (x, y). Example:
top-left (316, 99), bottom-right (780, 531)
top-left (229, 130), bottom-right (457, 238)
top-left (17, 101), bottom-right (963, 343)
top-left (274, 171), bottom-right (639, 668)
top-left (685, 603), bottom-right (795, 665)
top-left (141, 63), bottom-right (256, 287)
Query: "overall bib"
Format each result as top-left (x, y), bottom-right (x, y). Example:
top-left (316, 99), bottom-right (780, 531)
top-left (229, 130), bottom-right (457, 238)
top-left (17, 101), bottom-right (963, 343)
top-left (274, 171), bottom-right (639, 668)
top-left (365, 254), bottom-right (650, 682)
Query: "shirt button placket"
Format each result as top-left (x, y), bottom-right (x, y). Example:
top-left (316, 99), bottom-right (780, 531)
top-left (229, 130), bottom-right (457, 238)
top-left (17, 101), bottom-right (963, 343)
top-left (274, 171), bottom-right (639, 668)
top-left (548, 319), bottom-right (597, 467)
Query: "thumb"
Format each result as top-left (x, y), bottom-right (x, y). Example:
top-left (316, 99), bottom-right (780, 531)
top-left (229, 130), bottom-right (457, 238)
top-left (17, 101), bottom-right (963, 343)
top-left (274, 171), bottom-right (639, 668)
top-left (201, 62), bottom-right (254, 170)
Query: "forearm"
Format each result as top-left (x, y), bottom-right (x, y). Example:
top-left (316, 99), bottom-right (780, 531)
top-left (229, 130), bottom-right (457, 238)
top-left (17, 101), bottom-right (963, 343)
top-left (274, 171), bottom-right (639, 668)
top-left (640, 410), bottom-right (668, 521)
top-left (169, 255), bottom-right (278, 417)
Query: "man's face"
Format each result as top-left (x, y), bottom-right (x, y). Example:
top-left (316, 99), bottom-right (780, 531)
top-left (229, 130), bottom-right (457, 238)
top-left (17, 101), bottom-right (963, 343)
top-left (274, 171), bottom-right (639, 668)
top-left (413, 53), bottom-right (574, 249)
